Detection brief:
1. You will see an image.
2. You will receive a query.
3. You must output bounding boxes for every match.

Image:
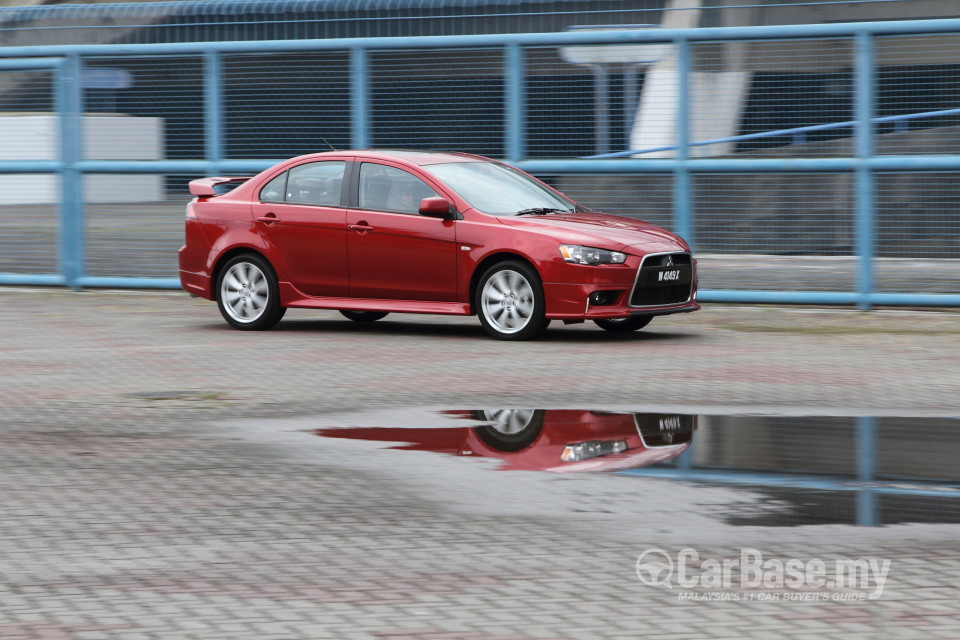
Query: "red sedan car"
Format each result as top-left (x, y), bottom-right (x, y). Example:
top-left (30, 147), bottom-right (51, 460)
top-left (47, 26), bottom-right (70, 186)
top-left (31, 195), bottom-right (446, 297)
top-left (179, 150), bottom-right (699, 340)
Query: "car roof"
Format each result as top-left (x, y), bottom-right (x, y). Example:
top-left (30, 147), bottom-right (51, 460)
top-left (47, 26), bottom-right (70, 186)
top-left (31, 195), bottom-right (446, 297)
top-left (291, 149), bottom-right (491, 166)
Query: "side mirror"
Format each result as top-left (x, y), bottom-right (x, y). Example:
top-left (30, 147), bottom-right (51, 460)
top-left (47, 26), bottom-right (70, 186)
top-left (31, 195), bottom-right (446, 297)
top-left (419, 196), bottom-right (454, 219)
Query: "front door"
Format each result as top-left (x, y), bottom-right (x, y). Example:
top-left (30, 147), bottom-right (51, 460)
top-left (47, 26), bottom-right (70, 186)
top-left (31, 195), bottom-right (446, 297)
top-left (346, 162), bottom-right (458, 301)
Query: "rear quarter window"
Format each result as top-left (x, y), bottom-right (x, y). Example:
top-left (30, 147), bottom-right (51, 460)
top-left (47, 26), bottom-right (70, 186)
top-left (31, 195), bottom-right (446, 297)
top-left (259, 172), bottom-right (288, 202)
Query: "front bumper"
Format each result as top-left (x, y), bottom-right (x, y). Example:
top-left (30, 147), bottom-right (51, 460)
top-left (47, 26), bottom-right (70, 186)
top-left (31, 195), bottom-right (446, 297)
top-left (542, 252), bottom-right (698, 320)
top-left (543, 282), bottom-right (699, 319)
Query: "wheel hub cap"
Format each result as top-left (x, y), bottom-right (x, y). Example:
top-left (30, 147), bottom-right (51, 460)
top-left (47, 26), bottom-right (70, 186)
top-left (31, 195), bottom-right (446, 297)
top-left (221, 263), bottom-right (267, 323)
top-left (482, 269), bottom-right (534, 334)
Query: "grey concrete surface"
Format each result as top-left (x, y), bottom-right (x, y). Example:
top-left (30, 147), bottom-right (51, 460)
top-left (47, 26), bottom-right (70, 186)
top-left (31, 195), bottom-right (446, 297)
top-left (1, 288), bottom-right (959, 640)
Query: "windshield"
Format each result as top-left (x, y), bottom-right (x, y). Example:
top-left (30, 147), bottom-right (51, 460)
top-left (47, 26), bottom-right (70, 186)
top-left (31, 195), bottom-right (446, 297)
top-left (423, 161), bottom-right (579, 216)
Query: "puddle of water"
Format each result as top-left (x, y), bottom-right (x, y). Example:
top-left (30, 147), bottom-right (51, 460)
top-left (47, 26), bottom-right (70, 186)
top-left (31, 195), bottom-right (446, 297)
top-left (309, 409), bottom-right (960, 527)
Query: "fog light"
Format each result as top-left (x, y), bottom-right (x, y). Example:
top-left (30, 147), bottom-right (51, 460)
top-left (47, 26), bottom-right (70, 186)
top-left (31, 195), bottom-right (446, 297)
top-left (561, 440), bottom-right (628, 462)
top-left (588, 291), bottom-right (618, 306)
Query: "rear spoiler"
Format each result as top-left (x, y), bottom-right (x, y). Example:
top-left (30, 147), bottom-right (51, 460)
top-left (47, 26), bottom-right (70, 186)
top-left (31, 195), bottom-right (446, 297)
top-left (188, 176), bottom-right (253, 197)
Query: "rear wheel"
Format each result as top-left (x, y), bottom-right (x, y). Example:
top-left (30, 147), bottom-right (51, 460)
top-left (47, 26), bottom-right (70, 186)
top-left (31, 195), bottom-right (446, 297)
top-left (339, 310), bottom-right (389, 322)
top-left (475, 260), bottom-right (549, 341)
top-left (593, 316), bottom-right (653, 333)
top-left (216, 254), bottom-right (286, 330)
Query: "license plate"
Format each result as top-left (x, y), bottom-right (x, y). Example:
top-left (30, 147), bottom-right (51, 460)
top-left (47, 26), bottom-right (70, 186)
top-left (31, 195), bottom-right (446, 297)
top-left (643, 265), bottom-right (691, 286)
top-left (634, 413), bottom-right (695, 447)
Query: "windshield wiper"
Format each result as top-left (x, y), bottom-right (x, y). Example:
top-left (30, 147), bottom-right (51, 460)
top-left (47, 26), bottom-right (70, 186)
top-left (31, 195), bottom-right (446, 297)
top-left (515, 207), bottom-right (568, 216)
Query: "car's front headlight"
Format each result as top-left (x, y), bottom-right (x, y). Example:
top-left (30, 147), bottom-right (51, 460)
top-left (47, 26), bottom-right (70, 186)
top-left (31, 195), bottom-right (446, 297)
top-left (558, 244), bottom-right (627, 265)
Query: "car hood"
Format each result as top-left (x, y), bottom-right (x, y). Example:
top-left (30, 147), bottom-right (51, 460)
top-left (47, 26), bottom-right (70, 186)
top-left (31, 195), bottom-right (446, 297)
top-left (496, 211), bottom-right (688, 253)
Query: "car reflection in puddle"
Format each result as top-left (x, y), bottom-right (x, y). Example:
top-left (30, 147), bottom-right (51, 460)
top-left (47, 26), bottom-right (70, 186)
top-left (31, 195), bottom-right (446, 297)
top-left (307, 410), bottom-right (960, 526)
top-left (312, 409), bottom-right (696, 473)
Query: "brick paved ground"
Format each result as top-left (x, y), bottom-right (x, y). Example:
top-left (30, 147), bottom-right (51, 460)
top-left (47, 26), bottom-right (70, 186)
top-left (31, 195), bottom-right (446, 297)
top-left (1, 288), bottom-right (959, 640)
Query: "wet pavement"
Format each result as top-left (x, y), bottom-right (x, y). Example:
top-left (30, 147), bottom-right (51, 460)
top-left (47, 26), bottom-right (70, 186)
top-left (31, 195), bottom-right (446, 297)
top-left (1, 288), bottom-right (960, 639)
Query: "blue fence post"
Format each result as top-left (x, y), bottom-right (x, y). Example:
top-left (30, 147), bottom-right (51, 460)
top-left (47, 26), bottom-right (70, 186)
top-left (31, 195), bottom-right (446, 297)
top-left (204, 50), bottom-right (224, 175)
top-left (57, 53), bottom-right (84, 290)
top-left (504, 43), bottom-right (525, 163)
top-left (854, 31), bottom-right (876, 310)
top-left (673, 37), bottom-right (693, 246)
top-left (855, 416), bottom-right (878, 526)
top-left (350, 46), bottom-right (370, 149)
top-left (675, 439), bottom-right (693, 472)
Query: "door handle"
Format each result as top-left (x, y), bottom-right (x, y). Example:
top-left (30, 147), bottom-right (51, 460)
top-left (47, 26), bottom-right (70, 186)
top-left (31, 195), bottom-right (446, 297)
top-left (348, 223), bottom-right (374, 232)
top-left (256, 213), bottom-right (281, 226)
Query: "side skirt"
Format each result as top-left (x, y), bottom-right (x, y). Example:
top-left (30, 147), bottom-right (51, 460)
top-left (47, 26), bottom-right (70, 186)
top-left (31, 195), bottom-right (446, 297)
top-left (279, 283), bottom-right (472, 316)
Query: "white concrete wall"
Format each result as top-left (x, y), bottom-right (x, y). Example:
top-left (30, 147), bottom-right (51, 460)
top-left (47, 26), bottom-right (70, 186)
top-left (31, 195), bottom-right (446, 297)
top-left (629, 0), bottom-right (753, 158)
top-left (630, 68), bottom-right (752, 158)
top-left (0, 114), bottom-right (164, 205)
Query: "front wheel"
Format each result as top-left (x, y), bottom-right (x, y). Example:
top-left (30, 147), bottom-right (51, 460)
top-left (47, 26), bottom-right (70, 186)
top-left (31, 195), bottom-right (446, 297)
top-left (593, 315), bottom-right (653, 333)
top-left (472, 409), bottom-right (545, 452)
top-left (475, 260), bottom-right (549, 341)
top-left (339, 310), bottom-right (389, 322)
top-left (216, 254), bottom-right (286, 330)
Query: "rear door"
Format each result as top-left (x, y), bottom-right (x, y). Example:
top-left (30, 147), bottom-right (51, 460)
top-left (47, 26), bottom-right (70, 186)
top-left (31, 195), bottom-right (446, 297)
top-left (345, 162), bottom-right (458, 301)
top-left (251, 160), bottom-right (349, 297)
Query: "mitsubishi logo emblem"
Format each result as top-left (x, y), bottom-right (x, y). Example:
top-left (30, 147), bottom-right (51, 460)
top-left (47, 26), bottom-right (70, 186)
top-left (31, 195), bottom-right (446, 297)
top-left (664, 255), bottom-right (674, 267)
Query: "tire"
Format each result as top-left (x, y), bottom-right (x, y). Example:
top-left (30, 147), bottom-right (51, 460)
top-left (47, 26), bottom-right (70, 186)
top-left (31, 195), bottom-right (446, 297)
top-left (216, 254), bottom-right (286, 330)
top-left (339, 310), bottom-right (389, 322)
top-left (472, 409), bottom-right (545, 452)
top-left (593, 315), bottom-right (653, 333)
top-left (475, 260), bottom-right (549, 341)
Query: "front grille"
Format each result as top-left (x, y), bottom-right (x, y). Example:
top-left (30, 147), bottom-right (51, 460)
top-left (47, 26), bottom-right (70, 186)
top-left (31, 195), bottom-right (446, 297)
top-left (629, 252), bottom-right (693, 307)
top-left (633, 413), bottom-right (696, 448)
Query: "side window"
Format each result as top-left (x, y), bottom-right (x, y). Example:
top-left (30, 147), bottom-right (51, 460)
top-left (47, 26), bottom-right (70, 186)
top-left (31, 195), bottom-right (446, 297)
top-left (259, 172), bottom-right (287, 202)
top-left (359, 163), bottom-right (440, 214)
top-left (286, 161), bottom-right (347, 206)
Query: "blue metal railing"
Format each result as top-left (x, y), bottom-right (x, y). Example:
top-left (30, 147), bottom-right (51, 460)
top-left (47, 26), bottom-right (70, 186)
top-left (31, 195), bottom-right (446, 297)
top-left (0, 18), bottom-right (959, 306)
top-left (584, 107), bottom-right (960, 159)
